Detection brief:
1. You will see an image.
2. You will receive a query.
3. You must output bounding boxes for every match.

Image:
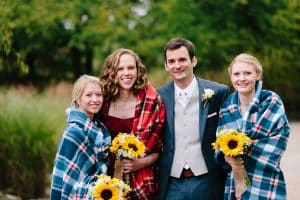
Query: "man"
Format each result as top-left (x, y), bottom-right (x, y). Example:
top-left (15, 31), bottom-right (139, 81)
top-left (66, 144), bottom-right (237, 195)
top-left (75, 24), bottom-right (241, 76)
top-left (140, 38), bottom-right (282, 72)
top-left (157, 37), bottom-right (230, 200)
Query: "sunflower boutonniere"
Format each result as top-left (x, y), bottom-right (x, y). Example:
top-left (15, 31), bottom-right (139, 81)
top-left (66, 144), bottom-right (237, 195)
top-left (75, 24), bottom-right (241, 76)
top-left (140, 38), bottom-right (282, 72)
top-left (202, 88), bottom-right (214, 106)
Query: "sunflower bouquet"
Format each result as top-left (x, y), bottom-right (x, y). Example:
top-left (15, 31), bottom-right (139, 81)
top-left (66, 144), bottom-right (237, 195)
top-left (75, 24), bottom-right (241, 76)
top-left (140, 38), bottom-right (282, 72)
top-left (90, 174), bottom-right (131, 200)
top-left (212, 129), bottom-right (252, 198)
top-left (110, 133), bottom-right (146, 159)
top-left (110, 133), bottom-right (146, 184)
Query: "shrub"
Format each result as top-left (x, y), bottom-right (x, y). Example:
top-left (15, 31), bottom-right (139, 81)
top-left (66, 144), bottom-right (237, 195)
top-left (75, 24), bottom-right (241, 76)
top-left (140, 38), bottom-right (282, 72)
top-left (0, 88), bottom-right (68, 199)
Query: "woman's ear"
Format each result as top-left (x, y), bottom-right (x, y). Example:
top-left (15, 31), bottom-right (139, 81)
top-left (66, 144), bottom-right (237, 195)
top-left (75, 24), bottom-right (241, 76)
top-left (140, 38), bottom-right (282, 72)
top-left (257, 75), bottom-right (262, 81)
top-left (256, 72), bottom-right (262, 80)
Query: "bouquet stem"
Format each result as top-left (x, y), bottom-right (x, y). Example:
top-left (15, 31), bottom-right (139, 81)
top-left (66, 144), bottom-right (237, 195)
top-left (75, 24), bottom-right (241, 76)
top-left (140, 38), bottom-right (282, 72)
top-left (123, 173), bottom-right (130, 186)
top-left (114, 158), bottom-right (123, 180)
top-left (114, 158), bottom-right (131, 185)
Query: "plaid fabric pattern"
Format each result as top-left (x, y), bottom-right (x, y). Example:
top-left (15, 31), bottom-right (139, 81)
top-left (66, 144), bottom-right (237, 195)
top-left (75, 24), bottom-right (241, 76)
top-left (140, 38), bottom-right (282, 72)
top-left (217, 81), bottom-right (290, 200)
top-left (50, 107), bottom-right (111, 200)
top-left (130, 85), bottom-right (166, 200)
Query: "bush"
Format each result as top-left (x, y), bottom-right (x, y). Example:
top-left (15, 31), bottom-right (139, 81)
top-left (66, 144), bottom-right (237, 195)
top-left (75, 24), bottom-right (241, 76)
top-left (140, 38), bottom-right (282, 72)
top-left (0, 88), bottom-right (68, 199)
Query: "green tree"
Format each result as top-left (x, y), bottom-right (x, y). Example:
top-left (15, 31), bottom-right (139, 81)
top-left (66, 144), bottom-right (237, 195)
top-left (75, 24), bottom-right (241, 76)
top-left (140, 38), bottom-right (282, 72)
top-left (139, 0), bottom-right (299, 115)
top-left (0, 0), bottom-right (145, 87)
top-left (0, 0), bottom-right (299, 115)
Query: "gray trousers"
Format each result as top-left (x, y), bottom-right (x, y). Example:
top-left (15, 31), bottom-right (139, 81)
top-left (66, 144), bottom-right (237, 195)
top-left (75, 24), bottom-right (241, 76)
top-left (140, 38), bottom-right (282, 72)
top-left (165, 174), bottom-right (213, 200)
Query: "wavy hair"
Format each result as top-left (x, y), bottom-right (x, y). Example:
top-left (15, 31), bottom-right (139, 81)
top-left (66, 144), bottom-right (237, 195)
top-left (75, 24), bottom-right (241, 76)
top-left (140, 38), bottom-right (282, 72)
top-left (99, 48), bottom-right (148, 101)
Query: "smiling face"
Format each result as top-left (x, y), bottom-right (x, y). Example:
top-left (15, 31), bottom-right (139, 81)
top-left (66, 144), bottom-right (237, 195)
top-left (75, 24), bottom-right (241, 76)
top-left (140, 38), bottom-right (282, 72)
top-left (116, 53), bottom-right (138, 93)
top-left (230, 61), bottom-right (261, 96)
top-left (165, 46), bottom-right (197, 89)
top-left (77, 82), bottom-right (103, 119)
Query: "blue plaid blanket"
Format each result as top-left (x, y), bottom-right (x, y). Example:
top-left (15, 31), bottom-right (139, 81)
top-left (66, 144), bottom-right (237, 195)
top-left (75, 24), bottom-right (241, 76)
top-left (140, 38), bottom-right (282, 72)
top-left (50, 107), bottom-right (111, 200)
top-left (217, 81), bottom-right (290, 200)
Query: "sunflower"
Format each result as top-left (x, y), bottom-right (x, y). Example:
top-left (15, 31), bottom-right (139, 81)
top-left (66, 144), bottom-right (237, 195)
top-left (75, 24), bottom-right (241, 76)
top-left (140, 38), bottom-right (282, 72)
top-left (90, 175), bottom-right (131, 200)
top-left (110, 136), bottom-right (121, 152)
top-left (92, 183), bottom-right (119, 200)
top-left (110, 177), bottom-right (131, 194)
top-left (212, 136), bottom-right (222, 150)
top-left (110, 133), bottom-right (146, 159)
top-left (212, 129), bottom-right (251, 157)
top-left (123, 136), bottom-right (146, 159)
top-left (219, 134), bottom-right (244, 156)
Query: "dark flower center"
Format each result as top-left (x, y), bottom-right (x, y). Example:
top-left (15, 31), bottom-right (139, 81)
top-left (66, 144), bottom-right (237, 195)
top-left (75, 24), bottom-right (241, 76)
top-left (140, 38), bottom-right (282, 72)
top-left (228, 140), bottom-right (238, 149)
top-left (101, 189), bottom-right (113, 200)
top-left (128, 143), bottom-right (138, 152)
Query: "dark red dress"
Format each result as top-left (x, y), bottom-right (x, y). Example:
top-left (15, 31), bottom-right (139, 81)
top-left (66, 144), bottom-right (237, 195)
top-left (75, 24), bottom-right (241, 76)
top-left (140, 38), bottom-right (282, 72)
top-left (99, 101), bottom-right (134, 176)
top-left (99, 86), bottom-right (165, 200)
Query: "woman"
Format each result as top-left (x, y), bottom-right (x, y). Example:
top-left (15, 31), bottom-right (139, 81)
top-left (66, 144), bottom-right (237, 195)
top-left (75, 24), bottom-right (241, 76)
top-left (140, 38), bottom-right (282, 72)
top-left (99, 48), bottom-right (165, 199)
top-left (50, 75), bottom-right (111, 200)
top-left (217, 53), bottom-right (290, 200)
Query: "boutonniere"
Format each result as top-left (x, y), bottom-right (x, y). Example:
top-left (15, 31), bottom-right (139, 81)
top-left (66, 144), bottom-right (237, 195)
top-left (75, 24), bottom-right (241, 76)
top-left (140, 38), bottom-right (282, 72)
top-left (202, 88), bottom-right (214, 106)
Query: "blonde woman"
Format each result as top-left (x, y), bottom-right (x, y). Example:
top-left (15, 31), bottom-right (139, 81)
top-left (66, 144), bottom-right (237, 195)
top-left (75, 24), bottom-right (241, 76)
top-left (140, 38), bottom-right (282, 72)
top-left (217, 54), bottom-right (290, 199)
top-left (50, 75), bottom-right (111, 200)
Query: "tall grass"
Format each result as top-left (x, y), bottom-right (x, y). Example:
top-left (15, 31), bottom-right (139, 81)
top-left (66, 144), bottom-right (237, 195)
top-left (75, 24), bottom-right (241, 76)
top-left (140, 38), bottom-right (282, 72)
top-left (0, 86), bottom-right (70, 199)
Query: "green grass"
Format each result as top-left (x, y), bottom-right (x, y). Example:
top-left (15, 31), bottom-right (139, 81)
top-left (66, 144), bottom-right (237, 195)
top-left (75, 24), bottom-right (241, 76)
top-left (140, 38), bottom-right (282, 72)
top-left (0, 86), bottom-right (70, 199)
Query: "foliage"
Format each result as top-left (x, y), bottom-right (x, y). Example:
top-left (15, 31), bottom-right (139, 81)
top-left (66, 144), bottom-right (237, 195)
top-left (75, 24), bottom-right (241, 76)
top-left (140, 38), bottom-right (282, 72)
top-left (0, 88), bottom-right (68, 199)
top-left (141, 0), bottom-right (300, 117)
top-left (0, 1), bottom-right (299, 111)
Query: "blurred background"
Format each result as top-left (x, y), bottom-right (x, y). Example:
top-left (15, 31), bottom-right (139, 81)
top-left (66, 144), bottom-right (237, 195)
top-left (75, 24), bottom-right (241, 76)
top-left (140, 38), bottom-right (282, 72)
top-left (0, 0), bottom-right (299, 199)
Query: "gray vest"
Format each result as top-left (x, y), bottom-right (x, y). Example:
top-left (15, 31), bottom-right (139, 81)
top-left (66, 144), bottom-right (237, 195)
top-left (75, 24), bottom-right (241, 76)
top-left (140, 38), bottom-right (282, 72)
top-left (170, 87), bottom-right (208, 177)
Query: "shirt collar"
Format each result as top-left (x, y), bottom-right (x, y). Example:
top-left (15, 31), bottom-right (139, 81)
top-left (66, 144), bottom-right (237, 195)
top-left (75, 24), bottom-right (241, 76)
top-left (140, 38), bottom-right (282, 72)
top-left (174, 76), bottom-right (197, 99)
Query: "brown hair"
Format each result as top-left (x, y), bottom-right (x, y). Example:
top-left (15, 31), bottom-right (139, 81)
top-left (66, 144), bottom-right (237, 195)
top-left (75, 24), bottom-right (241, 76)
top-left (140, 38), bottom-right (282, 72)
top-left (164, 37), bottom-right (195, 62)
top-left (99, 48), bottom-right (148, 101)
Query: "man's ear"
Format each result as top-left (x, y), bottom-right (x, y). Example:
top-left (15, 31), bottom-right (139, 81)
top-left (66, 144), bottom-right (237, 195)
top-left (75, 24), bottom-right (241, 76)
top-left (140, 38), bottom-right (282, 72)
top-left (164, 63), bottom-right (169, 71)
top-left (192, 56), bottom-right (197, 67)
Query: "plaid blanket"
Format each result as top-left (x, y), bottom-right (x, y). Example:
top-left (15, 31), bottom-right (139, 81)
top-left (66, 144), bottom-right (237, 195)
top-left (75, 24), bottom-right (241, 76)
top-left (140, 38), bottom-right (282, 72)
top-left (50, 107), bottom-right (111, 200)
top-left (217, 81), bottom-right (290, 200)
top-left (130, 85), bottom-right (166, 200)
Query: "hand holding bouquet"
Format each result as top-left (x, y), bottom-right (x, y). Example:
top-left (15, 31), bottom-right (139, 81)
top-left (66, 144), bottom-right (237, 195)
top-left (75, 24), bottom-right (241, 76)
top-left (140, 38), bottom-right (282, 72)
top-left (212, 129), bottom-right (251, 199)
top-left (90, 174), bottom-right (131, 200)
top-left (110, 133), bottom-right (146, 184)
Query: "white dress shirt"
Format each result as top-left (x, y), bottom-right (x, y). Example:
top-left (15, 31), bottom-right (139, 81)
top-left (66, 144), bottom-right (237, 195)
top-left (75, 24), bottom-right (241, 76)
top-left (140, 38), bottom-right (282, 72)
top-left (174, 77), bottom-right (198, 107)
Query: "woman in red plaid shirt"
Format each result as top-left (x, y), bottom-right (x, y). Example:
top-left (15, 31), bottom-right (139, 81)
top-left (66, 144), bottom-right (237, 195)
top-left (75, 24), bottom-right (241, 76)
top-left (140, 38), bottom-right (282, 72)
top-left (98, 48), bottom-right (166, 200)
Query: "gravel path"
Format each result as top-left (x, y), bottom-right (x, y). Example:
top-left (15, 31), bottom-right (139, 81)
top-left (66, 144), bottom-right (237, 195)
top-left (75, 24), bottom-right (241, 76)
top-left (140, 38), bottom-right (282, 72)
top-left (281, 121), bottom-right (300, 200)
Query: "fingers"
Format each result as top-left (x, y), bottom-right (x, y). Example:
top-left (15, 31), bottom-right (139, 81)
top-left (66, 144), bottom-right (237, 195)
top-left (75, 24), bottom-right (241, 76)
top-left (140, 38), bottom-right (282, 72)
top-left (122, 161), bottom-right (132, 173)
top-left (122, 159), bottom-right (143, 172)
top-left (225, 156), bottom-right (245, 170)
